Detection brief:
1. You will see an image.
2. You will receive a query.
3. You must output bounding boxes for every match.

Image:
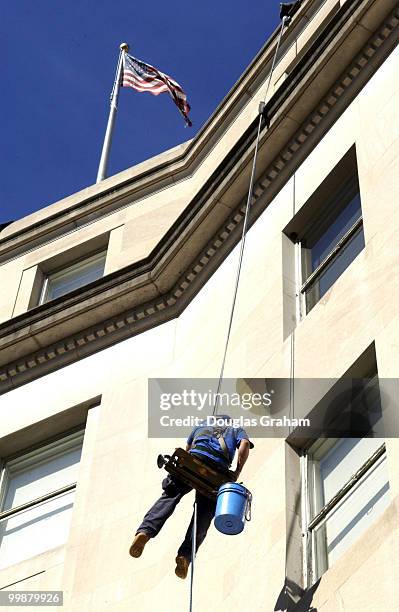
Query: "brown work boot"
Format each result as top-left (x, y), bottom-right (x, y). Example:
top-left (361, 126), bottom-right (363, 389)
top-left (175, 555), bottom-right (190, 579)
top-left (129, 532), bottom-right (150, 558)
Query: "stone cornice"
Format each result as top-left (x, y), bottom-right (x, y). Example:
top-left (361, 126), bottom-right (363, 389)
top-left (0, 0), bottom-right (398, 393)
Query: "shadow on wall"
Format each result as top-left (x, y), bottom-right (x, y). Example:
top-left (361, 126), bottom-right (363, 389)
top-left (274, 577), bottom-right (321, 612)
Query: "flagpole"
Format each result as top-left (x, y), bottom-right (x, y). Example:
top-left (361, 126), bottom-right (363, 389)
top-left (96, 42), bottom-right (129, 183)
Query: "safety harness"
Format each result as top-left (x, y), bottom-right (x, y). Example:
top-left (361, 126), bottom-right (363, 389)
top-left (190, 426), bottom-right (230, 466)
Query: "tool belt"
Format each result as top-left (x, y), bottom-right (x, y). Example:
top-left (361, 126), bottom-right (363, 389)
top-left (157, 448), bottom-right (235, 500)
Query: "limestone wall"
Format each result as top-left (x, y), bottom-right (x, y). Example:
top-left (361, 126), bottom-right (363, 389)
top-left (0, 41), bottom-right (398, 610)
top-left (1, 1), bottom-right (399, 610)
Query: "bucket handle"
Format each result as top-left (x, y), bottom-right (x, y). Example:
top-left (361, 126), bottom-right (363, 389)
top-left (245, 492), bottom-right (253, 522)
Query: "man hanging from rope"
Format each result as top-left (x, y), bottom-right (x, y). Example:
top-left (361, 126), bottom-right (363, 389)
top-left (129, 415), bottom-right (253, 579)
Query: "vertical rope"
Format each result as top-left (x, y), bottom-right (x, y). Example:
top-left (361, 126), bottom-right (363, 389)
top-left (213, 17), bottom-right (289, 417)
top-left (288, 173), bottom-right (296, 436)
top-left (189, 501), bottom-right (198, 612)
top-left (190, 12), bottom-right (291, 611)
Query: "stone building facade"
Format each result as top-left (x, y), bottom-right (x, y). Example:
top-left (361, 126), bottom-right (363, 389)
top-left (0, 0), bottom-right (399, 609)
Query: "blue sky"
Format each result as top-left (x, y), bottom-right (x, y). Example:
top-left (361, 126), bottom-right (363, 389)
top-left (1, 1), bottom-right (280, 223)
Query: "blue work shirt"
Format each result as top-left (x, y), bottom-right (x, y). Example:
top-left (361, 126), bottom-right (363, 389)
top-left (187, 423), bottom-right (253, 469)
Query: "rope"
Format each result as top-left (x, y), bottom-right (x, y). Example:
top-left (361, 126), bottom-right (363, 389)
top-left (213, 16), bottom-right (290, 417)
top-left (189, 13), bottom-right (291, 612)
top-left (288, 173), bottom-right (296, 437)
top-left (189, 501), bottom-right (198, 612)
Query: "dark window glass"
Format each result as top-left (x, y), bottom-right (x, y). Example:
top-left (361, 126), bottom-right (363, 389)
top-left (306, 226), bottom-right (365, 310)
top-left (310, 192), bottom-right (362, 270)
top-left (302, 177), bottom-right (364, 312)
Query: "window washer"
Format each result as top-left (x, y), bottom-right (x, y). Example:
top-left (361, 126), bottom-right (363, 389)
top-left (129, 415), bottom-right (254, 579)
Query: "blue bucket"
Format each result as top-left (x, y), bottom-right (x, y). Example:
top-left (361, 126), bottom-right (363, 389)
top-left (214, 482), bottom-right (252, 535)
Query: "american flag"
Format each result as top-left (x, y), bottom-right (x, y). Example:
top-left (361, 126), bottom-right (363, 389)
top-left (122, 53), bottom-right (192, 127)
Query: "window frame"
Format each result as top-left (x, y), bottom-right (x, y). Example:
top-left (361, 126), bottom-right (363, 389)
top-left (301, 438), bottom-right (387, 585)
top-left (0, 428), bottom-right (84, 531)
top-left (285, 147), bottom-right (365, 319)
top-left (38, 249), bottom-right (107, 305)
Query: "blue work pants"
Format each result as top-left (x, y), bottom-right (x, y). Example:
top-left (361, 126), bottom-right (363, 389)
top-left (136, 474), bottom-right (217, 561)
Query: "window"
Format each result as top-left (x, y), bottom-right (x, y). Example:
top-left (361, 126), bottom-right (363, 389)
top-left (299, 373), bottom-right (390, 583)
top-left (0, 430), bottom-right (84, 569)
top-left (39, 250), bottom-right (106, 304)
top-left (284, 351), bottom-right (390, 587)
top-left (304, 437), bottom-right (389, 582)
top-left (299, 176), bottom-right (364, 312)
top-left (284, 146), bottom-right (365, 317)
top-left (301, 373), bottom-right (389, 583)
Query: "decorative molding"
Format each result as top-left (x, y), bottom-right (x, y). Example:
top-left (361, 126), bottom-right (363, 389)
top-left (0, 2), bottom-right (398, 393)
